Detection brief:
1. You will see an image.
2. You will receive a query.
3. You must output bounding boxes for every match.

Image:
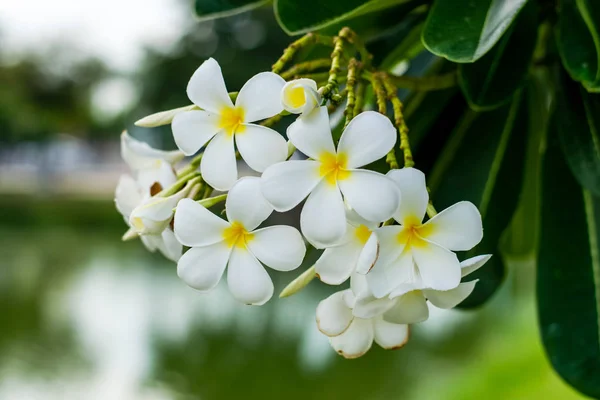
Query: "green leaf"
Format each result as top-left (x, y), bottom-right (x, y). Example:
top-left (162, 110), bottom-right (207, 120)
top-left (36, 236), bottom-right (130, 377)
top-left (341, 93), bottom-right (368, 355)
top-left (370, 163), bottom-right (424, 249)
top-left (458, 1), bottom-right (537, 110)
top-left (501, 70), bottom-right (551, 258)
top-left (274, 0), bottom-right (415, 35)
top-left (194, 0), bottom-right (269, 21)
top-left (428, 92), bottom-right (529, 307)
top-left (556, 0), bottom-right (598, 83)
top-left (422, 0), bottom-right (528, 63)
top-left (556, 72), bottom-right (600, 196)
top-left (537, 123), bottom-right (600, 399)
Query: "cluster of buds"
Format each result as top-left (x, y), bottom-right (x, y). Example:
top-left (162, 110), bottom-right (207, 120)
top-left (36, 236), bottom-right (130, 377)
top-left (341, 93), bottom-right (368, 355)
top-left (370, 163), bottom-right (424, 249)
top-left (116, 28), bottom-right (488, 358)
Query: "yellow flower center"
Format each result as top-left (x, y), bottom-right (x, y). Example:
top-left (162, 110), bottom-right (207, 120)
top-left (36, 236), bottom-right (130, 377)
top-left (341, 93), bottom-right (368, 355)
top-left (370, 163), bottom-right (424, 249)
top-left (319, 152), bottom-right (351, 185)
top-left (354, 224), bottom-right (372, 245)
top-left (219, 106), bottom-right (245, 136)
top-left (396, 216), bottom-right (435, 249)
top-left (222, 221), bottom-right (253, 249)
top-left (286, 86), bottom-right (306, 108)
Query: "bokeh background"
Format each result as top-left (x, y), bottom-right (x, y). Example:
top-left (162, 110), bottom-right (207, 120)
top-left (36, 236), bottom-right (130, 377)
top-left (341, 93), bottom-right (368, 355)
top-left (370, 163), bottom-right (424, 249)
top-left (0, 1), bottom-right (589, 399)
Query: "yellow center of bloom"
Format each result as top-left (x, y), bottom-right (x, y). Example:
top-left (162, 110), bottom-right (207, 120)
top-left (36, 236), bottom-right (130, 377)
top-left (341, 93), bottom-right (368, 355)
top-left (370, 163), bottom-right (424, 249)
top-left (319, 152), bottom-right (351, 185)
top-left (222, 221), bottom-right (253, 249)
top-left (396, 216), bottom-right (435, 249)
top-left (354, 224), bottom-right (372, 245)
top-left (219, 106), bottom-right (245, 136)
top-left (287, 86), bottom-right (306, 108)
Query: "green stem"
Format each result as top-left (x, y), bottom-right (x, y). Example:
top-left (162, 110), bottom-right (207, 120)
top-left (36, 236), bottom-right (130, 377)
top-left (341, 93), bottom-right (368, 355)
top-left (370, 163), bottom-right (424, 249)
top-left (198, 194), bottom-right (227, 208)
top-left (320, 33), bottom-right (346, 99)
top-left (279, 265), bottom-right (317, 298)
top-left (272, 33), bottom-right (333, 74)
top-left (382, 74), bottom-right (414, 168)
top-left (176, 153), bottom-right (203, 177)
top-left (280, 59), bottom-right (332, 80)
top-left (344, 58), bottom-right (359, 128)
top-left (157, 172), bottom-right (200, 197)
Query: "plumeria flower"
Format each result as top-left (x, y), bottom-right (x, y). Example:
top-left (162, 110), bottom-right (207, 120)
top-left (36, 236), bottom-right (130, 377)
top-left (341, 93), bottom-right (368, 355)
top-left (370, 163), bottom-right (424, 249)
top-left (121, 131), bottom-right (184, 172)
top-left (366, 167), bottom-right (483, 296)
top-left (316, 274), bottom-right (409, 359)
top-left (261, 106), bottom-right (401, 248)
top-left (353, 255), bottom-right (492, 324)
top-left (172, 58), bottom-right (288, 191)
top-left (315, 208), bottom-right (379, 285)
top-left (281, 78), bottom-right (320, 115)
top-left (174, 177), bottom-right (306, 305)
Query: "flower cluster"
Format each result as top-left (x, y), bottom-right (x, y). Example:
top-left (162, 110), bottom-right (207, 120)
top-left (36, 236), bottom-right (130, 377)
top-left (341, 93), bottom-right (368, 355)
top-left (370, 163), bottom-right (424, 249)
top-left (116, 57), bottom-right (488, 358)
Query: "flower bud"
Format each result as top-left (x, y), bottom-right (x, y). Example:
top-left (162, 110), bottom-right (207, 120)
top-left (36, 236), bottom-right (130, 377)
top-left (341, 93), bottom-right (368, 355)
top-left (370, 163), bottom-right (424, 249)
top-left (281, 79), bottom-right (320, 115)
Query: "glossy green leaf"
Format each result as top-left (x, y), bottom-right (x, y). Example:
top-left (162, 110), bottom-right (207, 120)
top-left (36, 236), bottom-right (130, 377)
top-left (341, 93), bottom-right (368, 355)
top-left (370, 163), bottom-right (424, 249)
top-left (274, 0), bottom-right (415, 35)
top-left (422, 0), bottom-right (528, 63)
top-left (501, 71), bottom-right (551, 258)
top-left (194, 0), bottom-right (269, 21)
top-left (537, 123), bottom-right (600, 399)
top-left (556, 72), bottom-right (600, 196)
top-left (428, 92), bottom-right (529, 308)
top-left (458, 1), bottom-right (537, 110)
top-left (556, 0), bottom-right (598, 83)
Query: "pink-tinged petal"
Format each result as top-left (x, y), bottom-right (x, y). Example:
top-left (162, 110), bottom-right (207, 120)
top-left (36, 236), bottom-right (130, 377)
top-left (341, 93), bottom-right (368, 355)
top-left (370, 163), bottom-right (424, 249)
top-left (201, 131), bottom-right (237, 191)
top-left (187, 58), bottom-right (233, 113)
top-left (421, 201), bottom-right (483, 251)
top-left (300, 180), bottom-right (346, 248)
top-left (247, 226), bottom-right (306, 271)
top-left (261, 160), bottom-right (322, 212)
top-left (236, 124), bottom-right (287, 172)
top-left (177, 242), bottom-right (231, 291)
top-left (337, 111), bottom-right (397, 168)
top-left (171, 110), bottom-right (221, 156)
top-left (329, 318), bottom-right (374, 359)
top-left (316, 290), bottom-right (354, 336)
top-left (227, 247), bottom-right (274, 305)
top-left (387, 167), bottom-right (428, 224)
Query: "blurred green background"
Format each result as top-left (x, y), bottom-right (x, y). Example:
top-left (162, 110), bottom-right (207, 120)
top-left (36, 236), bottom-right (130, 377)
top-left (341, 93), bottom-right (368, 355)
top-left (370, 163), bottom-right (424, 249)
top-left (0, 0), bottom-right (588, 398)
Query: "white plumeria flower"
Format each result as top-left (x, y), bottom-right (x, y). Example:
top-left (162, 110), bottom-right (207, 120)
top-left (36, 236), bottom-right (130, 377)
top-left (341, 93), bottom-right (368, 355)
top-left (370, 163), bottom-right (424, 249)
top-left (115, 162), bottom-right (182, 262)
top-left (366, 167), bottom-right (483, 296)
top-left (121, 131), bottom-right (184, 171)
top-left (261, 106), bottom-right (401, 248)
top-left (173, 177), bottom-right (306, 305)
top-left (129, 184), bottom-right (192, 235)
top-left (281, 78), bottom-right (320, 115)
top-left (353, 255), bottom-right (492, 324)
top-left (171, 58), bottom-right (288, 191)
top-left (316, 274), bottom-right (409, 359)
top-left (315, 208), bottom-right (379, 285)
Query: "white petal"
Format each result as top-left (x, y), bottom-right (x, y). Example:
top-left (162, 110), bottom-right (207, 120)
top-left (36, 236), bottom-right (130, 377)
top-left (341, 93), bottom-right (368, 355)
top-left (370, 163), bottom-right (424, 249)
top-left (121, 131), bottom-right (184, 170)
top-left (177, 242), bottom-right (231, 291)
top-left (315, 242), bottom-right (361, 285)
top-left (115, 174), bottom-right (142, 218)
top-left (281, 78), bottom-right (319, 115)
top-left (373, 319), bottom-right (409, 350)
top-left (236, 124), bottom-right (287, 172)
top-left (137, 159), bottom-right (177, 191)
top-left (346, 207), bottom-right (379, 230)
top-left (329, 318), bottom-right (374, 359)
top-left (337, 111), bottom-right (397, 168)
top-left (141, 234), bottom-right (159, 252)
top-left (384, 291), bottom-right (429, 324)
top-left (157, 229), bottom-right (183, 262)
top-left (186, 58), bottom-right (233, 113)
top-left (174, 198), bottom-right (230, 247)
top-left (381, 250), bottom-right (424, 296)
top-left (461, 254), bottom-right (492, 277)
top-left (339, 170), bottom-right (400, 222)
top-left (247, 226), bottom-right (306, 271)
top-left (353, 293), bottom-right (395, 319)
top-left (201, 131), bottom-right (237, 191)
top-left (235, 72), bottom-right (285, 122)
top-left (226, 177), bottom-right (273, 231)
top-left (171, 110), bottom-right (221, 156)
top-left (424, 280), bottom-right (478, 309)
top-left (350, 272), bottom-right (369, 298)
top-left (421, 201), bottom-right (483, 251)
top-left (355, 233), bottom-right (379, 274)
top-left (261, 160), bottom-right (322, 212)
top-left (372, 226), bottom-right (407, 271)
top-left (227, 247), bottom-right (274, 305)
top-left (129, 190), bottom-right (185, 234)
top-left (316, 290), bottom-right (354, 336)
top-left (301, 180), bottom-right (347, 248)
top-left (411, 238), bottom-right (461, 291)
top-left (287, 106), bottom-right (335, 160)
top-left (387, 168), bottom-right (428, 224)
